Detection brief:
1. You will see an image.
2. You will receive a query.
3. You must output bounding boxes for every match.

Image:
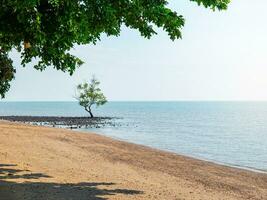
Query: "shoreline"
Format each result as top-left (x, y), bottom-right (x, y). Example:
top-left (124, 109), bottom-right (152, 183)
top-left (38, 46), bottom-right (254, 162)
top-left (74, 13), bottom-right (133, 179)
top-left (1, 120), bottom-right (267, 199)
top-left (2, 117), bottom-right (267, 174)
top-left (78, 128), bottom-right (267, 175)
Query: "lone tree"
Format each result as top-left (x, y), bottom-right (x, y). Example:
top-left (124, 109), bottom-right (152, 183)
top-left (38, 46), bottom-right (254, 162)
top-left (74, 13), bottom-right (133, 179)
top-left (0, 0), bottom-right (230, 98)
top-left (76, 77), bottom-right (107, 118)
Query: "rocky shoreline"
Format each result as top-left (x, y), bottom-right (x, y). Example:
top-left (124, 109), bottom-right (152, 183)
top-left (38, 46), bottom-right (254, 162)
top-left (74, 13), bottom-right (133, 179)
top-left (0, 116), bottom-right (117, 129)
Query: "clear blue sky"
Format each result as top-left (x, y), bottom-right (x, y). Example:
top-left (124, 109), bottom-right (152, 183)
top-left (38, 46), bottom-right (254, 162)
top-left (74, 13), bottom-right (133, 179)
top-left (4, 0), bottom-right (267, 101)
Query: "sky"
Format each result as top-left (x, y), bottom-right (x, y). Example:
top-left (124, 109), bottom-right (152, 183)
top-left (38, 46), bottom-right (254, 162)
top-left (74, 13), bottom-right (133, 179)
top-left (3, 0), bottom-right (267, 101)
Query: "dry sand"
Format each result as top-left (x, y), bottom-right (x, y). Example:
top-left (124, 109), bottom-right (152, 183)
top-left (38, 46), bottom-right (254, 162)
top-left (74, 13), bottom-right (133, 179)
top-left (0, 121), bottom-right (266, 200)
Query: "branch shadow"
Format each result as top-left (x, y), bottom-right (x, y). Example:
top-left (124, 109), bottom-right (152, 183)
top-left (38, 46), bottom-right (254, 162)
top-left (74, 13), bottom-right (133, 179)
top-left (0, 164), bottom-right (143, 200)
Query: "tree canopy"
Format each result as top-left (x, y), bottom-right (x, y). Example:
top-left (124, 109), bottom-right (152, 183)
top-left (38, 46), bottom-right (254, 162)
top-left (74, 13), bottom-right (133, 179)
top-left (76, 77), bottom-right (107, 118)
top-left (0, 0), bottom-right (230, 98)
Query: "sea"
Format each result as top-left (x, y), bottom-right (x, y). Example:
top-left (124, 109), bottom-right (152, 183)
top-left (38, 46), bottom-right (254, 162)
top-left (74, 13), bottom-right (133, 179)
top-left (0, 101), bottom-right (266, 172)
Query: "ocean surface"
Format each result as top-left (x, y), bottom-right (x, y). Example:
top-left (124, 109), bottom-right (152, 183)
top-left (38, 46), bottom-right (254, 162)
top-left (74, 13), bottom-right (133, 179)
top-left (0, 101), bottom-right (266, 172)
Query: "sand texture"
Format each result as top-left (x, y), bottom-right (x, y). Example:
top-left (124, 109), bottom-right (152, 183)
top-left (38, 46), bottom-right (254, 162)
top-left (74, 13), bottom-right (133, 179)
top-left (0, 121), bottom-right (266, 200)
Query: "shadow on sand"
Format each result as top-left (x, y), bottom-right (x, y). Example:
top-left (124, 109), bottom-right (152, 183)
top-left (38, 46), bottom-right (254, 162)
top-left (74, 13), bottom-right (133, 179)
top-left (0, 164), bottom-right (143, 200)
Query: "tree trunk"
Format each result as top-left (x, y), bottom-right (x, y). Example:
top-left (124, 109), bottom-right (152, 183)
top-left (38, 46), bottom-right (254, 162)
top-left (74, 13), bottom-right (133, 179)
top-left (85, 107), bottom-right (94, 118)
top-left (89, 110), bottom-right (94, 118)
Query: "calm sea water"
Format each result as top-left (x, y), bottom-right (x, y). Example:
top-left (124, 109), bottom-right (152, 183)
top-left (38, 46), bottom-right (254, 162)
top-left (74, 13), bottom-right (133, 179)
top-left (0, 101), bottom-right (266, 172)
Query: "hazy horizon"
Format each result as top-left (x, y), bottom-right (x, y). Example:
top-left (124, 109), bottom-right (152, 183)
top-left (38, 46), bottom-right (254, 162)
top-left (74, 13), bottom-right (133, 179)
top-left (3, 0), bottom-right (267, 102)
top-left (3, 100), bottom-right (267, 103)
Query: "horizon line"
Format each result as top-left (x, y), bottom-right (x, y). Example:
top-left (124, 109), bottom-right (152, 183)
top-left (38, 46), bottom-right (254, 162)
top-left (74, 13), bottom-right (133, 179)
top-left (2, 100), bottom-right (267, 103)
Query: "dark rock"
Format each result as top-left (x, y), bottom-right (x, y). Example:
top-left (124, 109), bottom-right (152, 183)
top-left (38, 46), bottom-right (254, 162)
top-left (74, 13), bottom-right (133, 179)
top-left (0, 116), bottom-right (119, 129)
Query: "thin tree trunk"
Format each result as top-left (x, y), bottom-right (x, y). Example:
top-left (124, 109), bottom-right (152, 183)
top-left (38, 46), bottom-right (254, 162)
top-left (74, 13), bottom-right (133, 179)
top-left (85, 107), bottom-right (94, 118)
top-left (89, 111), bottom-right (94, 118)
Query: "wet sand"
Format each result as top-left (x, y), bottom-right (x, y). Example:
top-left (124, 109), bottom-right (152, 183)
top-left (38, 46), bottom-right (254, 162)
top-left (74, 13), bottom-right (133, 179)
top-left (0, 121), bottom-right (266, 200)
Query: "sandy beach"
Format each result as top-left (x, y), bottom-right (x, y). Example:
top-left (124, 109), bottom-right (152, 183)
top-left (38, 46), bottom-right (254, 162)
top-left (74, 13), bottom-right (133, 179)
top-left (0, 121), bottom-right (266, 200)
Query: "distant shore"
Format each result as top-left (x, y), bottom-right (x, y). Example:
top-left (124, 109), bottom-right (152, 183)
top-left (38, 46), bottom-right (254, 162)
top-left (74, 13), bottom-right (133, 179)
top-left (0, 120), bottom-right (267, 200)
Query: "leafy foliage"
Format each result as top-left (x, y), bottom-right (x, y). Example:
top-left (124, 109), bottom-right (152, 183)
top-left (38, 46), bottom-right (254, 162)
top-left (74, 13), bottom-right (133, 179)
top-left (0, 0), bottom-right (231, 98)
top-left (190, 0), bottom-right (230, 10)
top-left (76, 77), bottom-right (107, 117)
top-left (0, 51), bottom-right (15, 98)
